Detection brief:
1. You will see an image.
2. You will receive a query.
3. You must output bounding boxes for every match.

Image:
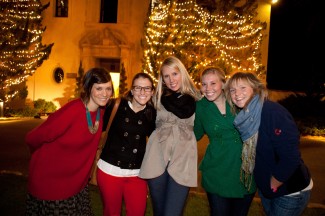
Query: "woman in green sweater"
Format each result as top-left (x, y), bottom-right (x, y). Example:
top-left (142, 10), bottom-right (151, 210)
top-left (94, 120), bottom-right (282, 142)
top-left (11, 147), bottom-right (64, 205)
top-left (194, 67), bottom-right (256, 216)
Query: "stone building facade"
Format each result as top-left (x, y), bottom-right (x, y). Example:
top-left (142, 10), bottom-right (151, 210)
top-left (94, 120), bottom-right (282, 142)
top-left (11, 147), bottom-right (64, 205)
top-left (25, 0), bottom-right (271, 108)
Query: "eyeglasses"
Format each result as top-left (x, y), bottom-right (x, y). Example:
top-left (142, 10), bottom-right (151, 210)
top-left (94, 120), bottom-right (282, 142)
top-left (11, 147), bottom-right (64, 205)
top-left (132, 86), bottom-right (153, 92)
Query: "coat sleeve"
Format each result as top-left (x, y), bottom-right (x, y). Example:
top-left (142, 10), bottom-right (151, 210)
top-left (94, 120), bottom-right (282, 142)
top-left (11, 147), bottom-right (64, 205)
top-left (25, 102), bottom-right (77, 153)
top-left (269, 103), bottom-right (301, 182)
top-left (194, 102), bottom-right (205, 141)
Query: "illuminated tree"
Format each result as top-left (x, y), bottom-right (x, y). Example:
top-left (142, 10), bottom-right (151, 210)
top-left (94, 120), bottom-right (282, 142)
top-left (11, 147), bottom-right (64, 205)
top-left (142, 0), bottom-right (266, 83)
top-left (0, 0), bottom-right (53, 102)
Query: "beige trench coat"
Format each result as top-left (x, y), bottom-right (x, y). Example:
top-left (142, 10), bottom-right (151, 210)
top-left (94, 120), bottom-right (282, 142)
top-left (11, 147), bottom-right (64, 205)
top-left (139, 105), bottom-right (198, 187)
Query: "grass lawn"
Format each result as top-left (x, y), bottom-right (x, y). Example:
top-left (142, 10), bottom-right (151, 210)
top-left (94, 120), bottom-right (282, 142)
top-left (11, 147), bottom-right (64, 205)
top-left (1, 173), bottom-right (325, 216)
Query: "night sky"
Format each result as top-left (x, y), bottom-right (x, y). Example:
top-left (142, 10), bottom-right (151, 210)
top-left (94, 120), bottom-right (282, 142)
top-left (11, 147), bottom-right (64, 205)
top-left (266, 0), bottom-right (324, 92)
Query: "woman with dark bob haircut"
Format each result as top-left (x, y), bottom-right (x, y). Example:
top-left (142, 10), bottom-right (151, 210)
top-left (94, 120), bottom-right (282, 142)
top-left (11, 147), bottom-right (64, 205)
top-left (25, 67), bottom-right (113, 215)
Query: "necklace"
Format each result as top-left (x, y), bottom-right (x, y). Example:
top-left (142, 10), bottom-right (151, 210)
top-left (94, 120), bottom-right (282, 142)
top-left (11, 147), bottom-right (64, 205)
top-left (86, 106), bottom-right (100, 134)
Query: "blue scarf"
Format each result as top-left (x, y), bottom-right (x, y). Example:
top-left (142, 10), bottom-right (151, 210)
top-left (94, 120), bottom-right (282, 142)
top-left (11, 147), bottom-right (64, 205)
top-left (233, 95), bottom-right (263, 190)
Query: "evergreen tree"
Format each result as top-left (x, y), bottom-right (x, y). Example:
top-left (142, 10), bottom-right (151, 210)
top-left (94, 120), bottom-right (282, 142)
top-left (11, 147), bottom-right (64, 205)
top-left (119, 62), bottom-right (128, 97)
top-left (0, 0), bottom-right (53, 102)
top-left (74, 61), bottom-right (84, 98)
top-left (142, 0), bottom-right (266, 83)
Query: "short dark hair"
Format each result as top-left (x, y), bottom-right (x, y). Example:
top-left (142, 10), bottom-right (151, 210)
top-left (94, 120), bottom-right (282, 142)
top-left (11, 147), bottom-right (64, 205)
top-left (80, 68), bottom-right (113, 103)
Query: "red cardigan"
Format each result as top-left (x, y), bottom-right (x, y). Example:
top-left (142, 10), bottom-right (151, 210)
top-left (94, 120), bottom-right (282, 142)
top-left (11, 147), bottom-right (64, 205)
top-left (25, 99), bottom-right (104, 200)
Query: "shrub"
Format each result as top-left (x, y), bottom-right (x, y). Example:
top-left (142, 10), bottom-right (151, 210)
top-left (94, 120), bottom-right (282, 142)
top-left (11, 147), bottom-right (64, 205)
top-left (33, 99), bottom-right (57, 114)
top-left (4, 99), bottom-right (57, 117)
top-left (279, 95), bottom-right (325, 136)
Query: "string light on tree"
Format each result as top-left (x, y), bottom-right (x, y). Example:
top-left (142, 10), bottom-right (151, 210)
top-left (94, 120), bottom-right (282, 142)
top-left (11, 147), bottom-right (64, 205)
top-left (0, 0), bottom-right (53, 102)
top-left (141, 0), bottom-right (266, 83)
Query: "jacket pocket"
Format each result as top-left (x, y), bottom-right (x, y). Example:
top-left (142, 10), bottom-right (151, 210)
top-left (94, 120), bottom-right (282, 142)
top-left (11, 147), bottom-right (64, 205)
top-left (286, 163), bottom-right (311, 193)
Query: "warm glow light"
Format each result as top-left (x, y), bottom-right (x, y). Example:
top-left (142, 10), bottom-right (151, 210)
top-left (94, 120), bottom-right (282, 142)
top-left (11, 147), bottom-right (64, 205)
top-left (0, 0), bottom-right (52, 102)
top-left (0, 101), bottom-right (3, 117)
top-left (142, 0), bottom-right (266, 82)
top-left (110, 72), bottom-right (120, 97)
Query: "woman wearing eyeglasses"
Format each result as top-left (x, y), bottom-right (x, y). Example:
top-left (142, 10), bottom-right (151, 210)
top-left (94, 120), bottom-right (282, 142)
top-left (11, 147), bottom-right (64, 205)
top-left (97, 72), bottom-right (156, 216)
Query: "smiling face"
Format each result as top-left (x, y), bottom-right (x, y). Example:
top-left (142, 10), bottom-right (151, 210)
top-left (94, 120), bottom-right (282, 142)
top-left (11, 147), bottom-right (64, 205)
top-left (88, 81), bottom-right (113, 111)
top-left (161, 65), bottom-right (182, 92)
top-left (229, 79), bottom-right (254, 108)
top-left (131, 77), bottom-right (154, 108)
top-left (201, 73), bottom-right (224, 102)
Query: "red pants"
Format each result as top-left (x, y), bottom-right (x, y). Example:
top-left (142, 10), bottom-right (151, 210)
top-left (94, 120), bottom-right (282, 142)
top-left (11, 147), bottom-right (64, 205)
top-left (97, 168), bottom-right (148, 216)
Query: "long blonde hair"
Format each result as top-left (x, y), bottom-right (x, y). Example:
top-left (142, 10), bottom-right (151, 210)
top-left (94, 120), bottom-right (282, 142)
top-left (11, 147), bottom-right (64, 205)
top-left (154, 56), bottom-right (201, 110)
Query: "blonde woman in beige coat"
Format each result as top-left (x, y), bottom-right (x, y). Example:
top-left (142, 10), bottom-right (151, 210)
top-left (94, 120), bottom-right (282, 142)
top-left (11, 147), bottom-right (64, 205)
top-left (140, 56), bottom-right (201, 216)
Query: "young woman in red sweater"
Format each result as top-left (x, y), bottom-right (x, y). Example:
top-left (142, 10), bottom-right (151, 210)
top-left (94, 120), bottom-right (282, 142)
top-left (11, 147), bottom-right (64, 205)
top-left (25, 68), bottom-right (113, 215)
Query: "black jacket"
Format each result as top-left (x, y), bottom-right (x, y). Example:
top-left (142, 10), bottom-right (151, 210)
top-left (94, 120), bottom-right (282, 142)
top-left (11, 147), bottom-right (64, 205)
top-left (100, 98), bottom-right (156, 169)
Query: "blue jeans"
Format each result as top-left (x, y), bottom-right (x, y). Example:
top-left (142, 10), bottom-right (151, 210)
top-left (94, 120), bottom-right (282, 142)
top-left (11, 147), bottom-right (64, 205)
top-left (258, 190), bottom-right (311, 216)
top-left (148, 169), bottom-right (190, 216)
top-left (207, 192), bottom-right (255, 216)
